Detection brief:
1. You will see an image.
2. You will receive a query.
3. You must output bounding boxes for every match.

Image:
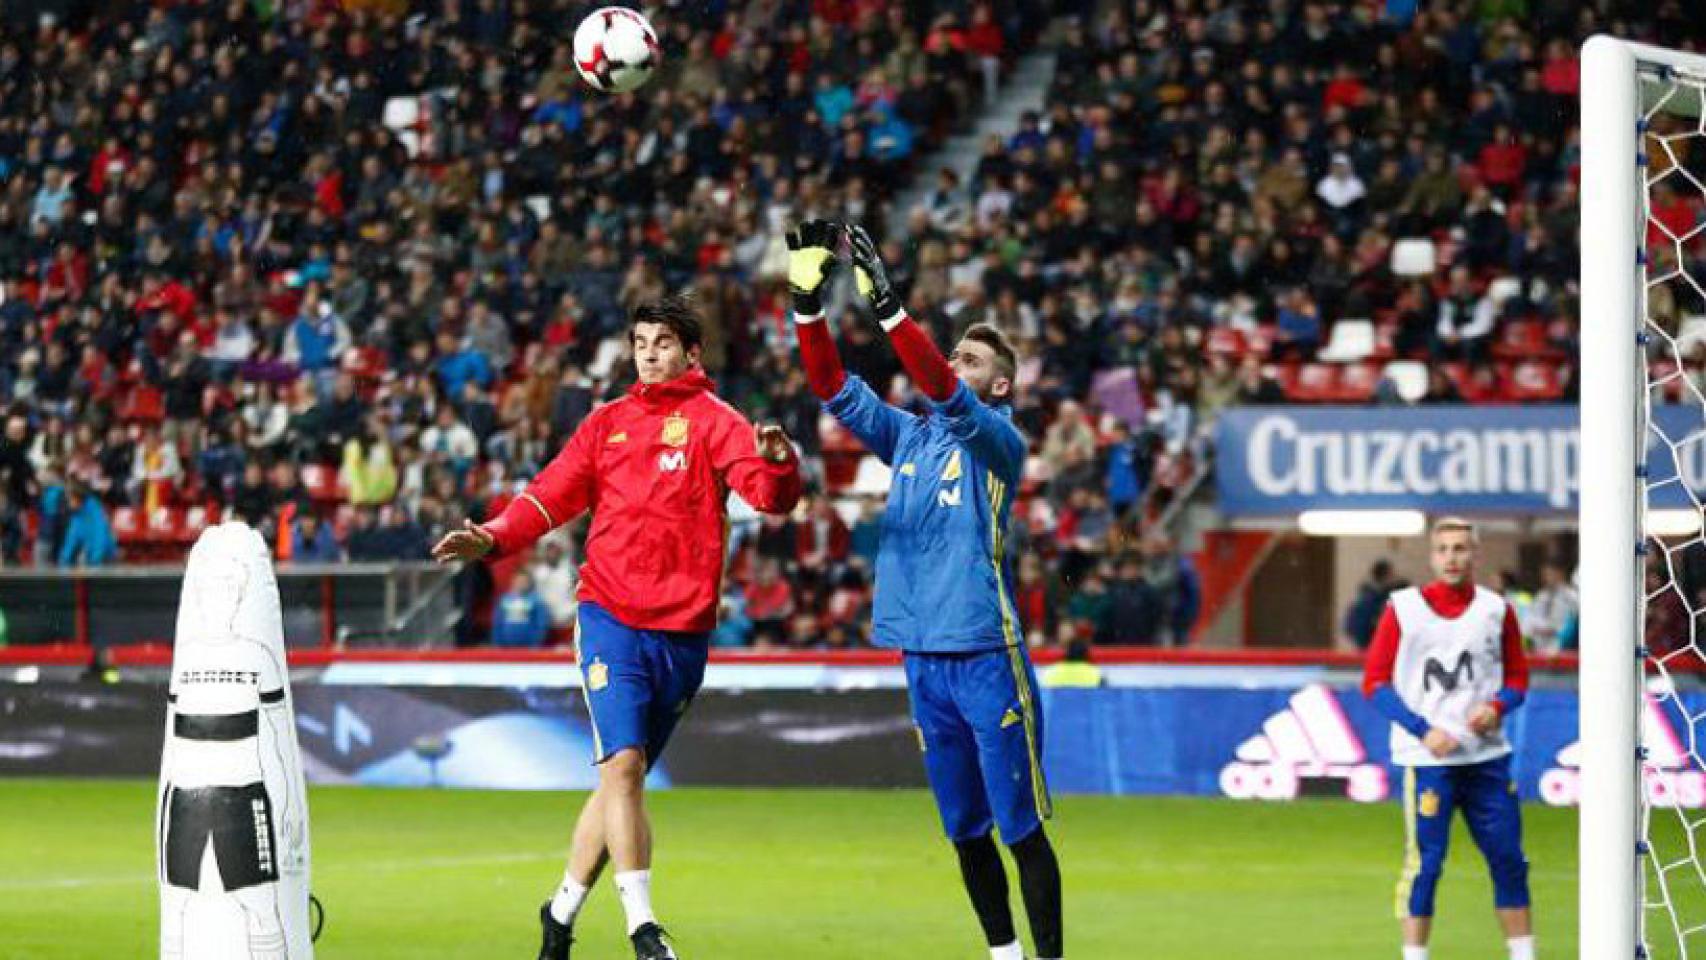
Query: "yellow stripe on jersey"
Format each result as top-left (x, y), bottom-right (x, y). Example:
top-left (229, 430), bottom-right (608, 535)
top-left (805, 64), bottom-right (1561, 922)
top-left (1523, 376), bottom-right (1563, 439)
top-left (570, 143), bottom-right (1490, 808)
top-left (574, 610), bottom-right (603, 761)
top-left (988, 471), bottom-right (1051, 821)
top-left (1394, 766), bottom-right (1420, 918)
top-left (521, 492), bottom-right (555, 528)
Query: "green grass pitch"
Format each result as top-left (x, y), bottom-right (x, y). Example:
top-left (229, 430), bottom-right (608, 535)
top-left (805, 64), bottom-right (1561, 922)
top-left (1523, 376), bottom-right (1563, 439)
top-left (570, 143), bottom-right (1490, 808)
top-left (0, 779), bottom-right (1582, 958)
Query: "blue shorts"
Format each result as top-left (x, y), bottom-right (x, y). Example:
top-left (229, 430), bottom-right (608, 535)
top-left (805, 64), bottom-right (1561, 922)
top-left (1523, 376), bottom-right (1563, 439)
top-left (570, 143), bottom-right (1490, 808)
top-left (575, 601), bottom-right (710, 768)
top-left (1396, 753), bottom-right (1530, 918)
top-left (904, 646), bottom-right (1051, 845)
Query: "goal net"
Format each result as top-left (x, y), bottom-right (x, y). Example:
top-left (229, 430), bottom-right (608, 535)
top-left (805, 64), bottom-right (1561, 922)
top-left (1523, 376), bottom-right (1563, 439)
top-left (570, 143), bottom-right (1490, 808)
top-left (1583, 36), bottom-right (1706, 960)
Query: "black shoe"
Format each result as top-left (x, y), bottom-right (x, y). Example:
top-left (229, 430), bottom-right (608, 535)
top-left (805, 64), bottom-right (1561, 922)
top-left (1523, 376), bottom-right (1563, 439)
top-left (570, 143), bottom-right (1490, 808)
top-left (537, 903), bottom-right (573, 960)
top-left (630, 922), bottom-right (678, 960)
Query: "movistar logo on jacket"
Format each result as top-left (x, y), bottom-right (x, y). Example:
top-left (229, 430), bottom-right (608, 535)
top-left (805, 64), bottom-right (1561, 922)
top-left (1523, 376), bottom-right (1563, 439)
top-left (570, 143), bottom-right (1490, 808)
top-left (1422, 650), bottom-right (1475, 693)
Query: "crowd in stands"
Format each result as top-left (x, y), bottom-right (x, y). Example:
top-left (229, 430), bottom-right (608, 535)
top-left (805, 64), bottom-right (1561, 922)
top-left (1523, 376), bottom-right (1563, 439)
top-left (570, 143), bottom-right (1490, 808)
top-left (0, 0), bottom-right (1697, 650)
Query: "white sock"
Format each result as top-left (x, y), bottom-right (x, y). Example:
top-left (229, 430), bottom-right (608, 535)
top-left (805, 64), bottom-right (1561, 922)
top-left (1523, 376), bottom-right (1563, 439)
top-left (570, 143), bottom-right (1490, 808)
top-left (548, 874), bottom-right (589, 926)
top-left (990, 942), bottom-right (1024, 960)
top-left (614, 869), bottom-right (657, 934)
top-left (1402, 947), bottom-right (1428, 960)
top-left (1508, 935), bottom-right (1536, 960)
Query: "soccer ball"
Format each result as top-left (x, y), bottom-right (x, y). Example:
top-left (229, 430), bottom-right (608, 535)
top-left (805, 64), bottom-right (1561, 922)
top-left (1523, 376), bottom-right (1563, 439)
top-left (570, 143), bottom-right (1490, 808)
top-left (573, 6), bottom-right (660, 95)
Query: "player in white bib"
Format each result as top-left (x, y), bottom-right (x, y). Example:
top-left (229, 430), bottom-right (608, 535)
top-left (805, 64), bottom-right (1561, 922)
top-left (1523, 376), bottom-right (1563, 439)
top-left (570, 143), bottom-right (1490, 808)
top-left (1360, 517), bottom-right (1534, 960)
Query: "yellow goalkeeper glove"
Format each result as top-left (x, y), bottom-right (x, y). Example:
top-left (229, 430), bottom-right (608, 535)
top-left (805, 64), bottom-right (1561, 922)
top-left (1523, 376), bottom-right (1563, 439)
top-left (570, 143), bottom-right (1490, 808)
top-left (784, 219), bottom-right (843, 314)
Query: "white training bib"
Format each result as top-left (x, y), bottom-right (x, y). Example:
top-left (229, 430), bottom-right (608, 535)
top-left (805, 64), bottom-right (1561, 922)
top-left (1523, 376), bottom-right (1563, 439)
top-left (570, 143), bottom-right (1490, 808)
top-left (1387, 585), bottom-right (1512, 767)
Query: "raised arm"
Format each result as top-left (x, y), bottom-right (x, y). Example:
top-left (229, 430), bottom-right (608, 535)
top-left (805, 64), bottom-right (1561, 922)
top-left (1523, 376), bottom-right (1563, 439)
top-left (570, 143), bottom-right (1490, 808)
top-left (788, 218), bottom-right (914, 463)
top-left (433, 413), bottom-right (600, 563)
top-left (846, 225), bottom-right (957, 402)
top-left (787, 220), bottom-right (850, 401)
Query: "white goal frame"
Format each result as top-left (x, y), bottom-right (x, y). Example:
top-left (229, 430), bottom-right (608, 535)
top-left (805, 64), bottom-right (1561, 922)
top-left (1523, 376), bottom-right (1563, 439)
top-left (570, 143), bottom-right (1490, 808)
top-left (1581, 34), bottom-right (1706, 960)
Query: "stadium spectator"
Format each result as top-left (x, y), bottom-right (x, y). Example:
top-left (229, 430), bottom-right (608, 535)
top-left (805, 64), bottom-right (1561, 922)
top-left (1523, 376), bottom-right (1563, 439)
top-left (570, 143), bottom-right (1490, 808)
top-left (711, 588), bottom-right (754, 649)
top-left (289, 512), bottom-right (343, 565)
top-left (795, 494), bottom-right (851, 574)
top-left (745, 558), bottom-right (796, 645)
top-left (231, 461), bottom-right (276, 528)
top-left (1314, 154), bottom-right (1367, 234)
top-left (0, 486), bottom-right (22, 565)
top-left (1342, 559), bottom-right (1398, 650)
top-left (58, 483), bottom-right (115, 568)
top-left (1272, 288), bottom-right (1324, 360)
top-left (491, 569), bottom-right (551, 648)
top-left (420, 405), bottom-right (480, 478)
top-left (344, 506), bottom-right (386, 562)
top-left (1494, 570), bottom-right (1535, 642)
top-left (529, 538), bottom-right (578, 629)
top-left (341, 422), bottom-right (398, 507)
top-left (1040, 636), bottom-right (1104, 688)
top-left (1527, 559), bottom-right (1579, 654)
top-left (1099, 555), bottom-right (1162, 646)
top-left (1434, 266), bottom-right (1498, 362)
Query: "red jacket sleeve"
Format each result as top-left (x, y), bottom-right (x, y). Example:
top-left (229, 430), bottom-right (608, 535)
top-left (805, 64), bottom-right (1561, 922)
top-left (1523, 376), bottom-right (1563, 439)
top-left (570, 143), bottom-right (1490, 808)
top-left (712, 408), bottom-right (802, 515)
top-left (481, 411), bottom-right (599, 556)
top-left (795, 314), bottom-right (847, 401)
top-left (1493, 604), bottom-right (1530, 714)
top-left (1360, 603), bottom-right (1402, 697)
top-left (886, 312), bottom-right (958, 402)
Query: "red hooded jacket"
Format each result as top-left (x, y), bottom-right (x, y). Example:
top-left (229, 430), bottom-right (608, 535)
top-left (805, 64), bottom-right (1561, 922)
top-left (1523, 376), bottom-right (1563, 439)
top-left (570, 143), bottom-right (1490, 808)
top-left (481, 368), bottom-right (801, 632)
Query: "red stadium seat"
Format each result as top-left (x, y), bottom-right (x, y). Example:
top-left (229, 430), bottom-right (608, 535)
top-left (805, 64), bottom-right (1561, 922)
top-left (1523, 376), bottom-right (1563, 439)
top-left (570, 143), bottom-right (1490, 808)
top-left (1204, 327), bottom-right (1247, 358)
top-left (1504, 361), bottom-right (1565, 402)
top-left (301, 464), bottom-right (342, 502)
top-left (819, 416), bottom-right (864, 493)
top-left (1442, 362), bottom-right (1503, 403)
top-left (1245, 325), bottom-right (1278, 359)
top-left (119, 386), bottom-right (165, 423)
top-left (182, 504), bottom-right (217, 542)
top-left (1368, 323), bottom-right (1397, 362)
top-left (343, 346), bottom-right (388, 380)
top-left (1335, 362), bottom-right (1382, 402)
top-left (1492, 319), bottom-right (1563, 361)
top-left (146, 507), bottom-right (181, 543)
top-left (332, 503), bottom-right (357, 541)
top-left (1286, 363), bottom-right (1340, 403)
top-left (111, 506), bottom-right (143, 545)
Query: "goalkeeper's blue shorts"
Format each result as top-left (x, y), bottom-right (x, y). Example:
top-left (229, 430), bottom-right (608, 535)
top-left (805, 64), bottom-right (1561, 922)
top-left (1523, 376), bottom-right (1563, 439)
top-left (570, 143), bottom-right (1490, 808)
top-left (1396, 753), bottom-right (1530, 918)
top-left (904, 646), bottom-right (1052, 845)
top-left (575, 601), bottom-right (709, 769)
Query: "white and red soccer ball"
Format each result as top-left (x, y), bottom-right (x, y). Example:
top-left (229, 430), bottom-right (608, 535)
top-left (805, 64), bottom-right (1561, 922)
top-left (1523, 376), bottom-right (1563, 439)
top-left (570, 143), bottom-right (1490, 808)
top-left (574, 6), bottom-right (660, 95)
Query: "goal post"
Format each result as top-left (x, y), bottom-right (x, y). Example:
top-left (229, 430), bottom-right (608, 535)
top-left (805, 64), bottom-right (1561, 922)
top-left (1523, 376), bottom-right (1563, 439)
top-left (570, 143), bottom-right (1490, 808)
top-left (1581, 35), bottom-right (1706, 960)
top-left (1581, 35), bottom-right (1642, 960)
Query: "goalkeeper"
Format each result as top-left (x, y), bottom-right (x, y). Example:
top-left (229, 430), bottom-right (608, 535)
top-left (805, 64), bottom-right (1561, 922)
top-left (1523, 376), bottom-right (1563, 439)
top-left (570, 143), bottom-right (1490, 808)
top-left (787, 220), bottom-right (1063, 960)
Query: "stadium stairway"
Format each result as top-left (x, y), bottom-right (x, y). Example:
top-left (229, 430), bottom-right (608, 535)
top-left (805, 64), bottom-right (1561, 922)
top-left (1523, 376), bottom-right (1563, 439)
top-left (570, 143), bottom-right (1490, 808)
top-left (890, 41), bottom-right (1059, 238)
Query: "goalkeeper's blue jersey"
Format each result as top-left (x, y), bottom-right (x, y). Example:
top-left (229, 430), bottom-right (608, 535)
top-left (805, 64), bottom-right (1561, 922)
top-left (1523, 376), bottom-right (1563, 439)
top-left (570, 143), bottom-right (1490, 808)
top-left (823, 376), bottom-right (1025, 653)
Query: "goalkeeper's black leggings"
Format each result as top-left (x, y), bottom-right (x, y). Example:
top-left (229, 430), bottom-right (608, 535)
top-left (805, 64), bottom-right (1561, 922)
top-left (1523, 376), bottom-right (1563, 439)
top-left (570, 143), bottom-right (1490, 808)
top-left (954, 829), bottom-right (1063, 957)
top-left (1012, 829), bottom-right (1063, 957)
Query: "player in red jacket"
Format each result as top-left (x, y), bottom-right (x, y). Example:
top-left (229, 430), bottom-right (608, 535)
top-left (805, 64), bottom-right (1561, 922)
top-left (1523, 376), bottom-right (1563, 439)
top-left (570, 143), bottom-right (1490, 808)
top-left (433, 295), bottom-right (801, 960)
